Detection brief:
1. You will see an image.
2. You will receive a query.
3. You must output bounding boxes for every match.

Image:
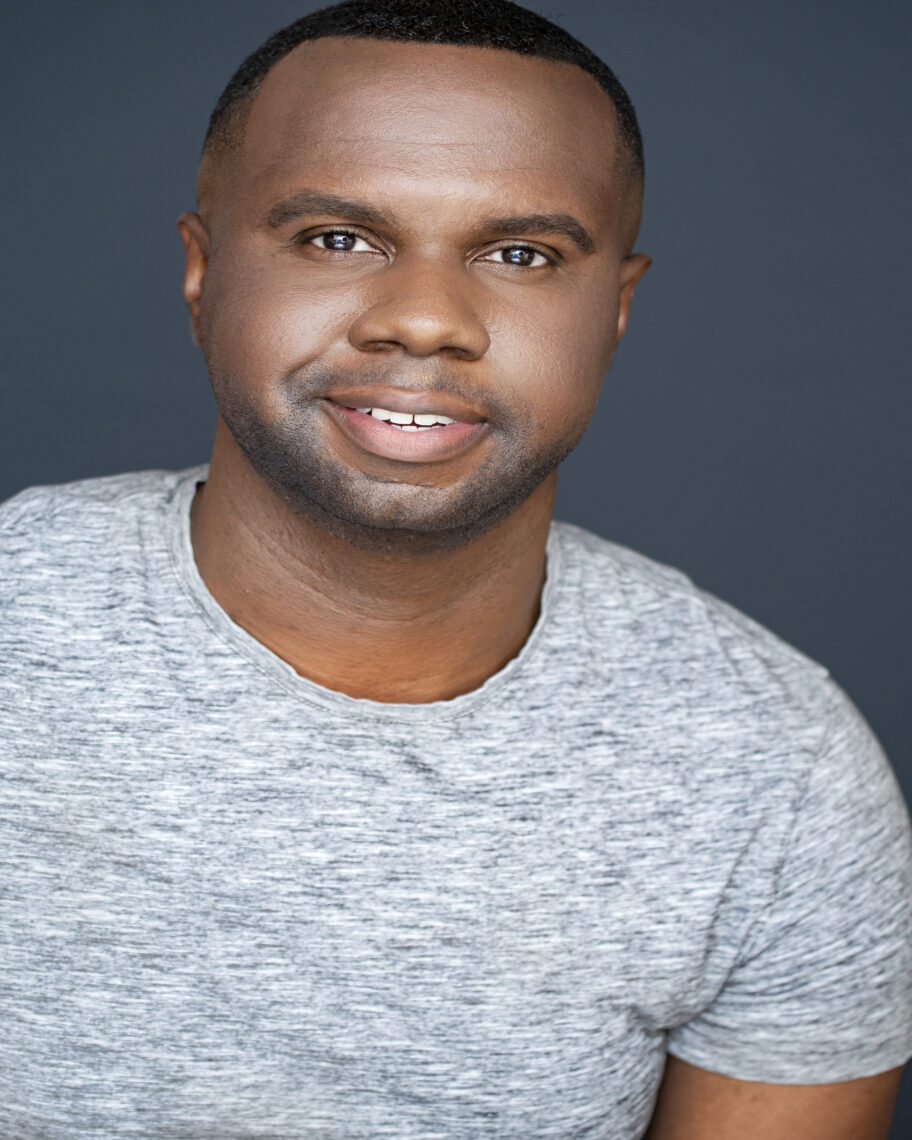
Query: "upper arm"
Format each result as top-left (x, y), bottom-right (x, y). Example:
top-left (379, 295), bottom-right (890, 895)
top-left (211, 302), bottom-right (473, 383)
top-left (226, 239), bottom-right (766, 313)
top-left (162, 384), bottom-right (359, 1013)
top-left (665, 680), bottom-right (912, 1085)
top-left (644, 1054), bottom-right (905, 1140)
top-left (647, 683), bottom-right (912, 1137)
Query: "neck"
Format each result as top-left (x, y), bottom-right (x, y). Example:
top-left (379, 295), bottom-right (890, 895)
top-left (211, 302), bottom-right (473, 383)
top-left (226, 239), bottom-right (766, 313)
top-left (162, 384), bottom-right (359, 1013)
top-left (190, 422), bottom-right (556, 703)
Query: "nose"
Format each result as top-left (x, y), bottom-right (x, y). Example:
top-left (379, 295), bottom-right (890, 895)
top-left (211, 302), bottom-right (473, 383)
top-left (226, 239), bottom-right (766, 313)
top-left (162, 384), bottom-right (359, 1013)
top-left (347, 257), bottom-right (491, 361)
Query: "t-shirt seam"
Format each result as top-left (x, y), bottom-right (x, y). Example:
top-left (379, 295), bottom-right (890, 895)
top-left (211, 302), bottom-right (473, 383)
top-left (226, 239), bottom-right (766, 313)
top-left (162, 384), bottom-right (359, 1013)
top-left (666, 1030), bottom-right (912, 1079)
top-left (730, 680), bottom-right (841, 968)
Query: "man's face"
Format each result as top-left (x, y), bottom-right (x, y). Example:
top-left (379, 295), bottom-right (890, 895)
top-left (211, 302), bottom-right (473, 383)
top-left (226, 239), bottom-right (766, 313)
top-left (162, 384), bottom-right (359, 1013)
top-left (181, 37), bottom-right (649, 550)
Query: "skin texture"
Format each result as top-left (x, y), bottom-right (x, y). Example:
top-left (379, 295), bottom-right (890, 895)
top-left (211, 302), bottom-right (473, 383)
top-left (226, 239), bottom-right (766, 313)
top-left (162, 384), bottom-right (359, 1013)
top-left (178, 35), bottom-right (905, 1132)
top-left (644, 1054), bottom-right (904, 1140)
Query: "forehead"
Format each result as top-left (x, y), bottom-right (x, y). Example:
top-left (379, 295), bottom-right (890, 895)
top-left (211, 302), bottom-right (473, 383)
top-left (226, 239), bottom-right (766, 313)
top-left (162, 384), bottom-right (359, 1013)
top-left (222, 36), bottom-right (625, 227)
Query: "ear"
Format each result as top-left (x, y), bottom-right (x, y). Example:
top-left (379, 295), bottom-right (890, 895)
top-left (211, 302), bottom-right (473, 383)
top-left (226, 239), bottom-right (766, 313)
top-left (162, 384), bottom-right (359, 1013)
top-left (616, 253), bottom-right (652, 340)
top-left (177, 212), bottom-right (210, 348)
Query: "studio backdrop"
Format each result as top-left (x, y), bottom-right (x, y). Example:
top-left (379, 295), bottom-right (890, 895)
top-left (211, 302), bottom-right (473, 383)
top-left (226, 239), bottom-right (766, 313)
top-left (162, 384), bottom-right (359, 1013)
top-left (2, 1), bottom-right (910, 1131)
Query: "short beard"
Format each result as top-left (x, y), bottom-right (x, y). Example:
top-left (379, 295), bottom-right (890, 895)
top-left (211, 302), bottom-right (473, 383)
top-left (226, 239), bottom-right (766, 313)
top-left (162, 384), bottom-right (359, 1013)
top-left (211, 364), bottom-right (587, 555)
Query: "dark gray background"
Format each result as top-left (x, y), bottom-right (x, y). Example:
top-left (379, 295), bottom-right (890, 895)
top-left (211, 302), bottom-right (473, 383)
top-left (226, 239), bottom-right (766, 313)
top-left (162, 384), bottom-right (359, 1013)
top-left (2, 0), bottom-right (910, 1128)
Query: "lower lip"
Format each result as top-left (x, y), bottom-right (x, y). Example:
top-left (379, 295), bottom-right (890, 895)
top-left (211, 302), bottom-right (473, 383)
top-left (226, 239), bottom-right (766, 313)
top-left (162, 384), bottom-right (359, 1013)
top-left (324, 402), bottom-right (486, 463)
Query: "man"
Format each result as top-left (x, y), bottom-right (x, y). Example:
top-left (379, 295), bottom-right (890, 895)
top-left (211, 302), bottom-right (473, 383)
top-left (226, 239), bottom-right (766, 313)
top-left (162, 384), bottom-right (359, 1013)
top-left (1, 0), bottom-right (910, 1136)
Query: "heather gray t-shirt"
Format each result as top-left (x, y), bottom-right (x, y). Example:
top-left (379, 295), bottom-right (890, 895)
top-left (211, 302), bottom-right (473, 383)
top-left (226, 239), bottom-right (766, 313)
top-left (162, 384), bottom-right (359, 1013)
top-left (2, 465), bottom-right (911, 1140)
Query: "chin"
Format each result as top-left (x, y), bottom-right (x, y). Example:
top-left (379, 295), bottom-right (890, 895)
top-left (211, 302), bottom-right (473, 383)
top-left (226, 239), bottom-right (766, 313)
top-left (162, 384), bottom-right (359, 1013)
top-left (272, 472), bottom-right (536, 554)
top-left (219, 394), bottom-right (576, 553)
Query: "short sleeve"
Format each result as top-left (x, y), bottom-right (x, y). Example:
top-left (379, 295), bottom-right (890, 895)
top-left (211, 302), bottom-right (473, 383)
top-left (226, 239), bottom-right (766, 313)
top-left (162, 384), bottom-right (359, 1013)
top-left (666, 679), bottom-right (912, 1084)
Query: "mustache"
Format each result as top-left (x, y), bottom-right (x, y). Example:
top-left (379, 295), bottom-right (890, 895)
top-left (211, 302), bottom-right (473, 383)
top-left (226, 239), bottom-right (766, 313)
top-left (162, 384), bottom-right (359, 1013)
top-left (289, 360), bottom-right (517, 425)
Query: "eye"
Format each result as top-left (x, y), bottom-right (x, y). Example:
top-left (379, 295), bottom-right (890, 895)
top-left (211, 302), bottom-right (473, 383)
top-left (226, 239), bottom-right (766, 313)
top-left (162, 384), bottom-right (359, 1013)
top-left (481, 246), bottom-right (554, 269)
top-left (307, 229), bottom-right (380, 254)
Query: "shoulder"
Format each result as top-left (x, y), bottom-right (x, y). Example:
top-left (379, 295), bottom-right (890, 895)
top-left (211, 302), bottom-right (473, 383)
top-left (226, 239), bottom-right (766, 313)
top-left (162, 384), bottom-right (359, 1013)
top-left (0, 467), bottom-right (197, 537)
top-left (0, 466), bottom-right (203, 604)
top-left (550, 519), bottom-right (834, 737)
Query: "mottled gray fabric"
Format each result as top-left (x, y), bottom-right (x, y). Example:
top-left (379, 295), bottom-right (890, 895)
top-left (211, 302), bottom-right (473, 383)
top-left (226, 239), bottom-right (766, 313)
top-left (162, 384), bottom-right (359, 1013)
top-left (2, 465), bottom-right (911, 1140)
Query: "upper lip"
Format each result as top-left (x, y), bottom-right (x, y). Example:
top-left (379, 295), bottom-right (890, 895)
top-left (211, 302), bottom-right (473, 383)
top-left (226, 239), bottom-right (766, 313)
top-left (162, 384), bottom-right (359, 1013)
top-left (324, 387), bottom-right (487, 424)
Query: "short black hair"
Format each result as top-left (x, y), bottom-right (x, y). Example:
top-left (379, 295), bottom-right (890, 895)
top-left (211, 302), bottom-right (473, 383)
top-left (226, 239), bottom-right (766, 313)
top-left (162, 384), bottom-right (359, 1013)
top-left (203, 0), bottom-right (643, 182)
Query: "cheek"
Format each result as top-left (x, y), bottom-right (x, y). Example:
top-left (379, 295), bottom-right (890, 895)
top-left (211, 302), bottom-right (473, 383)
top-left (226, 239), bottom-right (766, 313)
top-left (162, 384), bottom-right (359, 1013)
top-left (493, 279), bottom-right (619, 430)
top-left (199, 249), bottom-right (347, 386)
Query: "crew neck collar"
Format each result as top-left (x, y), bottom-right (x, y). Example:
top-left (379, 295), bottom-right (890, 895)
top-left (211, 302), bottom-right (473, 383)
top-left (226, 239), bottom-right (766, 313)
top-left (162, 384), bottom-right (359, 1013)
top-left (166, 465), bottom-right (569, 723)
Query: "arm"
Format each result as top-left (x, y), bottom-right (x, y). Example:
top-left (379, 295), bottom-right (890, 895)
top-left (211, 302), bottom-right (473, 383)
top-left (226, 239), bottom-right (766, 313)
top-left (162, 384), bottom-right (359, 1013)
top-left (644, 1055), bottom-right (905, 1140)
top-left (661, 681), bottom-right (912, 1105)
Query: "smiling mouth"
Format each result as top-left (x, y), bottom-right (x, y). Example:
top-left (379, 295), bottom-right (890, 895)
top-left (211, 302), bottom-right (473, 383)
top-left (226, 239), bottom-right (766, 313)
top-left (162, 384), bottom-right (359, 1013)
top-left (343, 404), bottom-right (460, 431)
top-left (323, 400), bottom-right (488, 463)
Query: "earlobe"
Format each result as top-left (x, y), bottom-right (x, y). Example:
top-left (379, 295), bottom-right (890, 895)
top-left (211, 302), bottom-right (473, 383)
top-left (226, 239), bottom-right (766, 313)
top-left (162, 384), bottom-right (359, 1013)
top-left (616, 253), bottom-right (652, 341)
top-left (177, 212), bottom-right (210, 348)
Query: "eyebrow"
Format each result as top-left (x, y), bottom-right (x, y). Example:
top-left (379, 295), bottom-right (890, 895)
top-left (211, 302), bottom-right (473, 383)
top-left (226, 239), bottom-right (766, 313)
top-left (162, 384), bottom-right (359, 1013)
top-left (266, 190), bottom-right (395, 231)
top-left (265, 190), bottom-right (596, 255)
top-left (481, 214), bottom-right (595, 255)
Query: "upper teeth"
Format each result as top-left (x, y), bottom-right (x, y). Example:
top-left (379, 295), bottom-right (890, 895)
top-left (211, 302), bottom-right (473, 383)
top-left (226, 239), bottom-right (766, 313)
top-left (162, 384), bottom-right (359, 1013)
top-left (358, 407), bottom-right (456, 426)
